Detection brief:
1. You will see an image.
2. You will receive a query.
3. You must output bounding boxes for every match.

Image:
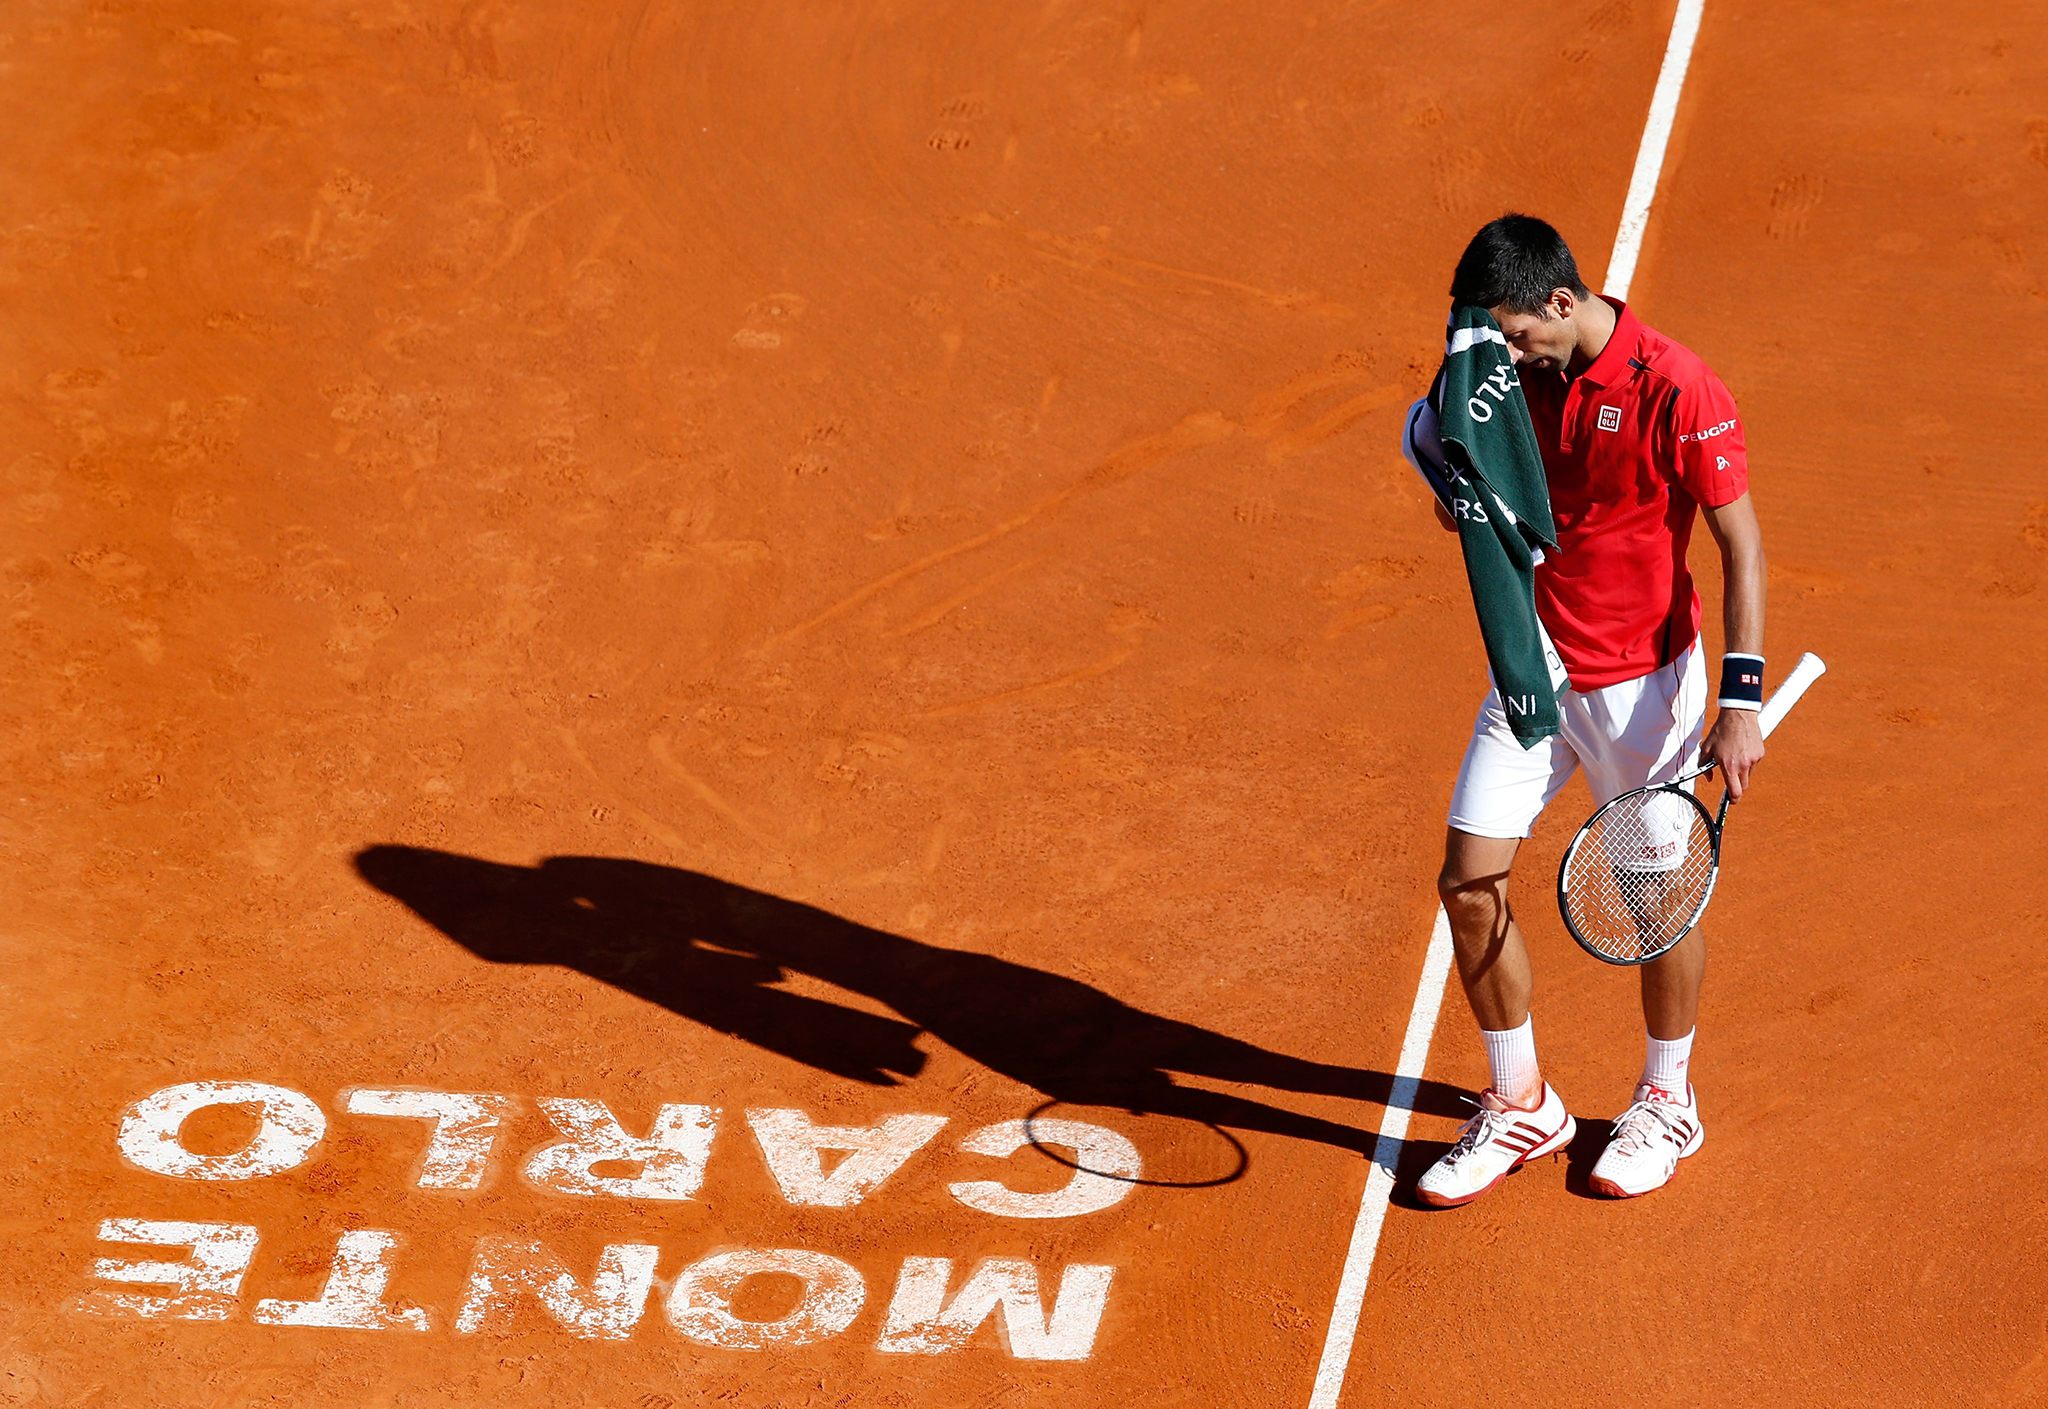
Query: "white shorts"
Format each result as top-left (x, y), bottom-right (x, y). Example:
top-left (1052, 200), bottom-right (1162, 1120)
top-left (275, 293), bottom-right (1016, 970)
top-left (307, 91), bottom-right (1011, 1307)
top-left (1446, 637), bottom-right (1707, 840)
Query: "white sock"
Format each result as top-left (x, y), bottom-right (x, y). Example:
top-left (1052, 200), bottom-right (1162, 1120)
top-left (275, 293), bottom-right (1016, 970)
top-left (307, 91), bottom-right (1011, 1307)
top-left (1642, 1029), bottom-right (1695, 1093)
top-left (1480, 1016), bottom-right (1540, 1106)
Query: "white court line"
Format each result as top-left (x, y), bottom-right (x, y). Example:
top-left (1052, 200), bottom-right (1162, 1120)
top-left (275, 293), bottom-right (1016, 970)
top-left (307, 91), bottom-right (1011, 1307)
top-left (1306, 5), bottom-right (1707, 1402)
top-left (1305, 907), bottom-right (1455, 1409)
top-left (1604, 0), bottom-right (1705, 300)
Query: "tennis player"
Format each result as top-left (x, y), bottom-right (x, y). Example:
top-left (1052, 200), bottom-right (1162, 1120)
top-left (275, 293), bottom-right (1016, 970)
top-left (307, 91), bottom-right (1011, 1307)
top-left (1414, 214), bottom-right (1768, 1204)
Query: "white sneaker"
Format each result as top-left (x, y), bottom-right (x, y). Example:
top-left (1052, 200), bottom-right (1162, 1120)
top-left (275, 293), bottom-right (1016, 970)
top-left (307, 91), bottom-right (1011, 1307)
top-left (1590, 1083), bottom-right (1703, 1198)
top-left (1416, 1083), bottom-right (1576, 1208)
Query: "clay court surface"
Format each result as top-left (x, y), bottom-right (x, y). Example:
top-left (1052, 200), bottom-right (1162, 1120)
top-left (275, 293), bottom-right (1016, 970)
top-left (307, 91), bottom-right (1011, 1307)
top-left (4, 0), bottom-right (2046, 1403)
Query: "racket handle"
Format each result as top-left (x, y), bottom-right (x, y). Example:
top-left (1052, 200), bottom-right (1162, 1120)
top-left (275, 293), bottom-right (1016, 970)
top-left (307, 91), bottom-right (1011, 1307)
top-left (1756, 652), bottom-right (1827, 739)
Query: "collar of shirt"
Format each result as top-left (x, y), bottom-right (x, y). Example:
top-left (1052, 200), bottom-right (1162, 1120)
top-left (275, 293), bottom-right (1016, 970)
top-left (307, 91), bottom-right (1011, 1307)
top-left (1572, 296), bottom-right (1643, 390)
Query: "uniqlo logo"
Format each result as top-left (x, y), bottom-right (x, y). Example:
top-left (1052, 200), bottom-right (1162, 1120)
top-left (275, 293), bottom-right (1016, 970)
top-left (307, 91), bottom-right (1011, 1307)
top-left (1597, 405), bottom-right (1622, 432)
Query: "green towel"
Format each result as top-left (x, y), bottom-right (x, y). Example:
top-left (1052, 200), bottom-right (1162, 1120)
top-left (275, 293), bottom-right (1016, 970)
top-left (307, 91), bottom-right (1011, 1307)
top-left (1432, 305), bottom-right (1563, 747)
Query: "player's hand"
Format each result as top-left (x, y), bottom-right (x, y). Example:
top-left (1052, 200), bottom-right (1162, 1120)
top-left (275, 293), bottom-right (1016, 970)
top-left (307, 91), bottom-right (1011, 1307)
top-left (1432, 498), bottom-right (1457, 532)
top-left (1702, 708), bottom-right (1765, 801)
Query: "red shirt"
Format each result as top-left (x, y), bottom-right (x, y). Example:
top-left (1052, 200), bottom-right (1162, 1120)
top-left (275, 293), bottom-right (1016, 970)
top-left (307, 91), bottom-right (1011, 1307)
top-left (1520, 299), bottom-right (1749, 690)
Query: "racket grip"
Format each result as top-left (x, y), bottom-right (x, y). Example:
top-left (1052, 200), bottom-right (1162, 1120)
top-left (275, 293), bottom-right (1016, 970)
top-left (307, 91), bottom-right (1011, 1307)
top-left (1756, 652), bottom-right (1827, 739)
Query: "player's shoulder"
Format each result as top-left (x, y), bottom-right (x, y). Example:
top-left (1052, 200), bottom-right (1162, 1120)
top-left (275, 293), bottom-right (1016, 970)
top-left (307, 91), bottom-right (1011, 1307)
top-left (1627, 317), bottom-right (1725, 398)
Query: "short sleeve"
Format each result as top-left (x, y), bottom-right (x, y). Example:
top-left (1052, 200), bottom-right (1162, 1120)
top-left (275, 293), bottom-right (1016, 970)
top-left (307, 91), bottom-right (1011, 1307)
top-left (1668, 372), bottom-right (1748, 507)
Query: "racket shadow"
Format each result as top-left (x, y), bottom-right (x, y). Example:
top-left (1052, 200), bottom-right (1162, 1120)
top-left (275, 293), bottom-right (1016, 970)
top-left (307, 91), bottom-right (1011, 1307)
top-left (353, 845), bottom-right (1475, 1176)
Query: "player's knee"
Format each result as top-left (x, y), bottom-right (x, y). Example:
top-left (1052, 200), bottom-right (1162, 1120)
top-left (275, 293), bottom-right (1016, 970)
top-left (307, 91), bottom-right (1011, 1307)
top-left (1434, 865), bottom-right (1461, 905)
top-left (1436, 868), bottom-right (1504, 928)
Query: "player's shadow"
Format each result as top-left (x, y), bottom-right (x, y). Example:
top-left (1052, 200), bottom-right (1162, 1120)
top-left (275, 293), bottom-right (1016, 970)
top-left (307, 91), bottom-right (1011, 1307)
top-left (353, 846), bottom-right (1471, 1168)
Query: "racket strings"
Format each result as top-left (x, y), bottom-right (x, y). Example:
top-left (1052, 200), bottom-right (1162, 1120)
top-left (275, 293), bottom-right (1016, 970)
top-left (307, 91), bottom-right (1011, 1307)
top-left (1560, 788), bottom-right (1717, 963)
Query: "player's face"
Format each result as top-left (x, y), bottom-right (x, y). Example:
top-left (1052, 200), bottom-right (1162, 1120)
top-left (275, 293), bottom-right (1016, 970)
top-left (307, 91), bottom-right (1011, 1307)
top-left (1491, 294), bottom-right (1578, 373)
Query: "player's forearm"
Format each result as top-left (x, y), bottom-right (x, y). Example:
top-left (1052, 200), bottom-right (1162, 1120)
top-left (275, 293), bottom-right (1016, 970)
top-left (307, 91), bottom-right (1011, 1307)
top-left (1701, 494), bottom-right (1768, 791)
top-left (1720, 538), bottom-right (1765, 657)
top-left (1703, 493), bottom-right (1765, 657)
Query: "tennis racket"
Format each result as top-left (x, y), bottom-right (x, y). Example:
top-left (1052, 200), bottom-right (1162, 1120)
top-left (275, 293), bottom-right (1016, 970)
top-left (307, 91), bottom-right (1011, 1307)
top-left (1557, 652), bottom-right (1827, 966)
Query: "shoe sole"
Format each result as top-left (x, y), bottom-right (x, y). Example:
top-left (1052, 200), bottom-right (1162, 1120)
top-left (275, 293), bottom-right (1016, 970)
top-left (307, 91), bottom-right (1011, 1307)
top-left (1589, 1124), bottom-right (1704, 1199)
top-left (1417, 1113), bottom-right (1577, 1209)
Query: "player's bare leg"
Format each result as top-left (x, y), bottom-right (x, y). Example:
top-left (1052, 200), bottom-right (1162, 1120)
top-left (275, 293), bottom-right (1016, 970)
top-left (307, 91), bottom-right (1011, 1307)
top-left (1419, 826), bottom-right (1576, 1208)
top-left (1639, 926), bottom-right (1704, 1040)
top-left (1591, 896), bottom-right (1708, 1197)
top-left (1437, 828), bottom-right (1533, 1031)
top-left (1593, 929), bottom-right (1707, 1196)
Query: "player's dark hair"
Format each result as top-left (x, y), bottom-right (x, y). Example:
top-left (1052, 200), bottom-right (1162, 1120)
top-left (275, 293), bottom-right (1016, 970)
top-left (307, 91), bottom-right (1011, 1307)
top-left (1449, 214), bottom-right (1592, 314)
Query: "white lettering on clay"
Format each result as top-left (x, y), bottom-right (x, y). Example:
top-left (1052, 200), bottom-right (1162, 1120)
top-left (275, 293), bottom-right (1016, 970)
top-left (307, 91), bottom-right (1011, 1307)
top-left (72, 1218), bottom-right (262, 1321)
top-left (946, 1119), bottom-right (1141, 1218)
top-left (521, 1100), bottom-right (718, 1201)
top-left (117, 1082), bottom-right (327, 1181)
top-left (668, 1248), bottom-right (867, 1349)
top-left (876, 1256), bottom-right (1114, 1360)
top-left (745, 1108), bottom-right (949, 1207)
top-left (342, 1088), bottom-right (518, 1190)
top-left (251, 1229), bottom-right (431, 1331)
top-left (455, 1237), bottom-right (661, 1340)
